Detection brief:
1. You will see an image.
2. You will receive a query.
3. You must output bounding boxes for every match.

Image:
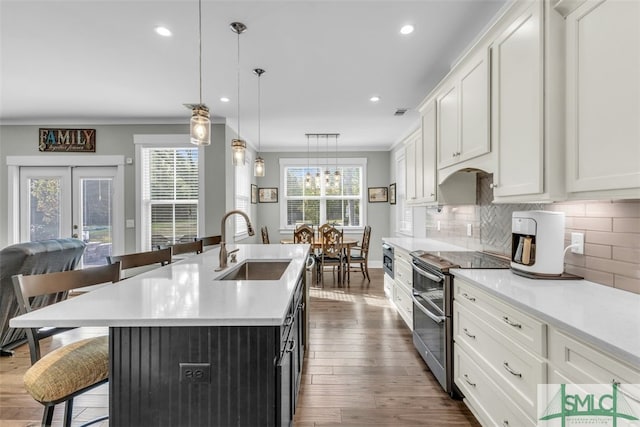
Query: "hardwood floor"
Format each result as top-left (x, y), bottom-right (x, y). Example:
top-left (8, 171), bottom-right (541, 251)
top-left (0, 268), bottom-right (479, 426)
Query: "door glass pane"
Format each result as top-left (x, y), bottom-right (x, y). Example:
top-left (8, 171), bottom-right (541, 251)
top-left (80, 178), bottom-right (113, 266)
top-left (29, 178), bottom-right (61, 241)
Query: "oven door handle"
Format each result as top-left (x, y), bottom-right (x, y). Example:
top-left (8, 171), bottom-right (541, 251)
top-left (413, 291), bottom-right (445, 317)
top-left (412, 295), bottom-right (445, 324)
top-left (412, 263), bottom-right (443, 283)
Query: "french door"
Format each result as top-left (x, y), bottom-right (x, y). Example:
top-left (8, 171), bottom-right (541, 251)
top-left (19, 166), bottom-right (119, 266)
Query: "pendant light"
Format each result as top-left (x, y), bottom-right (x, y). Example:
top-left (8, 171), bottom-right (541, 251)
top-left (334, 134), bottom-right (341, 186)
top-left (188, 0), bottom-right (210, 146)
top-left (305, 134), bottom-right (311, 188)
top-left (230, 22), bottom-right (247, 166)
top-left (253, 68), bottom-right (266, 177)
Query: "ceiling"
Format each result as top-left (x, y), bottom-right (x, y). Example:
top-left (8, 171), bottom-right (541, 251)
top-left (0, 0), bottom-right (506, 152)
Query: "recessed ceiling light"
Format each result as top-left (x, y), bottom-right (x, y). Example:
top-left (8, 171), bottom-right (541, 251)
top-left (155, 26), bottom-right (172, 37)
top-left (220, 97), bottom-right (230, 103)
top-left (400, 24), bottom-right (414, 35)
top-left (370, 96), bottom-right (380, 103)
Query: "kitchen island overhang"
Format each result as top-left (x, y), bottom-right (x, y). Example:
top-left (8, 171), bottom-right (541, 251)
top-left (11, 244), bottom-right (311, 427)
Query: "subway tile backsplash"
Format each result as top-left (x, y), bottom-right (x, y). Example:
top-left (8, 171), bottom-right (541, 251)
top-left (424, 174), bottom-right (640, 294)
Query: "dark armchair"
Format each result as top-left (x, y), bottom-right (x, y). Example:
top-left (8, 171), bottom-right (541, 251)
top-left (0, 238), bottom-right (85, 356)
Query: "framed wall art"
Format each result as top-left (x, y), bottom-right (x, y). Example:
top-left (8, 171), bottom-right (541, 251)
top-left (259, 187), bottom-right (278, 203)
top-left (389, 183), bottom-right (396, 205)
top-left (368, 187), bottom-right (388, 203)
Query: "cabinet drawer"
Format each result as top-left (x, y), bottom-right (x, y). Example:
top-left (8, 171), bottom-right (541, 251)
top-left (395, 260), bottom-right (413, 289)
top-left (455, 301), bottom-right (546, 418)
top-left (383, 273), bottom-right (393, 299)
top-left (394, 247), bottom-right (412, 266)
top-left (548, 327), bottom-right (640, 401)
top-left (393, 284), bottom-right (413, 330)
top-left (455, 278), bottom-right (546, 356)
top-left (455, 343), bottom-right (536, 427)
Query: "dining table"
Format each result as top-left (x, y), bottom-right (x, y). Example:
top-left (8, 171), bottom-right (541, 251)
top-left (280, 238), bottom-right (359, 284)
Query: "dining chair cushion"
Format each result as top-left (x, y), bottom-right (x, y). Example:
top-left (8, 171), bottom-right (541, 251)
top-left (24, 336), bottom-right (109, 403)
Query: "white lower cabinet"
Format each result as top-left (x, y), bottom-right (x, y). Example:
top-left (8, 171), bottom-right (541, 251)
top-left (547, 327), bottom-right (640, 401)
top-left (455, 343), bottom-right (536, 427)
top-left (393, 247), bottom-right (413, 330)
top-left (453, 277), bottom-right (640, 426)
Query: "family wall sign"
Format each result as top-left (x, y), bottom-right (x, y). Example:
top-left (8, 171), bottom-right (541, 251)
top-left (39, 128), bottom-right (96, 152)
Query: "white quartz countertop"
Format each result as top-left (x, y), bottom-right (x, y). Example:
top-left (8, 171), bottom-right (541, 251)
top-left (452, 269), bottom-right (640, 368)
top-left (11, 244), bottom-right (310, 328)
top-left (382, 237), bottom-right (470, 253)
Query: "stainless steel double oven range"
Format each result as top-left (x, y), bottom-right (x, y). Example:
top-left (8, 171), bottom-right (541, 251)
top-left (409, 250), bottom-right (510, 397)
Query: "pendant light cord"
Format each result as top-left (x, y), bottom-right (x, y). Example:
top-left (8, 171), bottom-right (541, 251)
top-left (198, 0), bottom-right (202, 104)
top-left (237, 30), bottom-right (241, 137)
top-left (257, 71), bottom-right (261, 153)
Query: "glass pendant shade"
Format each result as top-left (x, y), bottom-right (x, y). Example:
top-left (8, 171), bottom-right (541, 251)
top-left (334, 170), bottom-right (340, 185)
top-left (305, 172), bottom-right (311, 187)
top-left (232, 138), bottom-right (246, 166)
top-left (315, 172), bottom-right (320, 187)
top-left (190, 106), bottom-right (211, 146)
top-left (254, 156), bottom-right (265, 177)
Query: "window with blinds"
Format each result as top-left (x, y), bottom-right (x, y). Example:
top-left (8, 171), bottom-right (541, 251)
top-left (234, 156), bottom-right (250, 236)
top-left (282, 159), bottom-right (364, 229)
top-left (141, 147), bottom-right (199, 248)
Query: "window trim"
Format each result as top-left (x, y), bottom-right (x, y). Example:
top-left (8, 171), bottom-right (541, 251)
top-left (278, 157), bottom-right (367, 232)
top-left (134, 134), bottom-right (205, 251)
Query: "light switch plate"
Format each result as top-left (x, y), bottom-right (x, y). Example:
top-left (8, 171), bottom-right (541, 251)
top-left (466, 224), bottom-right (472, 237)
top-left (437, 221), bottom-right (441, 231)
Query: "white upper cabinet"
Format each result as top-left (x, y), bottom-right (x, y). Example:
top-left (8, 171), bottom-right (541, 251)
top-left (491, 2), bottom-right (543, 198)
top-left (565, 0), bottom-right (640, 198)
top-left (437, 49), bottom-right (490, 170)
top-left (421, 100), bottom-right (437, 203)
top-left (405, 130), bottom-right (420, 202)
top-left (491, 0), bottom-right (566, 202)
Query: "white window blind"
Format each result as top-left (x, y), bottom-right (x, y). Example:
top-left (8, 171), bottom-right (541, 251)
top-left (234, 156), bottom-right (250, 236)
top-left (141, 147), bottom-right (199, 248)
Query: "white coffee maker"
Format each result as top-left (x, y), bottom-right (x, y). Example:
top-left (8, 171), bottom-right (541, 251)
top-left (511, 211), bottom-right (565, 277)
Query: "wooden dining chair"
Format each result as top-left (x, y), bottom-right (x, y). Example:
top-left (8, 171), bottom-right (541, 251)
top-left (11, 262), bottom-right (121, 427)
top-left (170, 239), bottom-right (203, 256)
top-left (107, 247), bottom-right (172, 279)
top-left (196, 235), bottom-right (222, 247)
top-left (293, 224), bottom-right (315, 245)
top-left (261, 226), bottom-right (270, 244)
top-left (347, 225), bottom-right (372, 281)
top-left (318, 226), bottom-right (345, 287)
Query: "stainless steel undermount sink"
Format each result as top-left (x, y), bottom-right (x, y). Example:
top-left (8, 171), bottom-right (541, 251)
top-left (215, 260), bottom-right (291, 281)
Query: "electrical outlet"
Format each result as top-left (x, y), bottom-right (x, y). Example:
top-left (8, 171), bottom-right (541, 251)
top-left (466, 224), bottom-right (472, 237)
top-left (180, 363), bottom-right (211, 383)
top-left (437, 221), bottom-right (441, 231)
top-left (571, 232), bottom-right (584, 254)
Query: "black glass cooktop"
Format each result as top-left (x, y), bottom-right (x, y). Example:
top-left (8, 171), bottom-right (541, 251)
top-left (411, 250), bottom-right (511, 272)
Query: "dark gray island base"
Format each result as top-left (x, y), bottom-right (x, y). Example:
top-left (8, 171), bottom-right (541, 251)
top-left (109, 277), bottom-right (306, 427)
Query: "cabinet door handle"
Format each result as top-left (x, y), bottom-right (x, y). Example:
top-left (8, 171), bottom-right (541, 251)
top-left (463, 328), bottom-right (476, 339)
top-left (503, 421), bottom-right (509, 427)
top-left (463, 374), bottom-right (476, 387)
top-left (284, 315), bottom-right (294, 326)
top-left (461, 293), bottom-right (476, 302)
top-left (430, 193), bottom-right (435, 197)
top-left (490, 183), bottom-right (499, 189)
top-left (503, 316), bottom-right (522, 329)
top-left (452, 152), bottom-right (456, 158)
top-left (503, 362), bottom-right (522, 378)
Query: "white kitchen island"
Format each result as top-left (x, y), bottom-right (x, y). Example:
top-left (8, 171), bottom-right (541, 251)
top-left (11, 243), bottom-right (311, 427)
